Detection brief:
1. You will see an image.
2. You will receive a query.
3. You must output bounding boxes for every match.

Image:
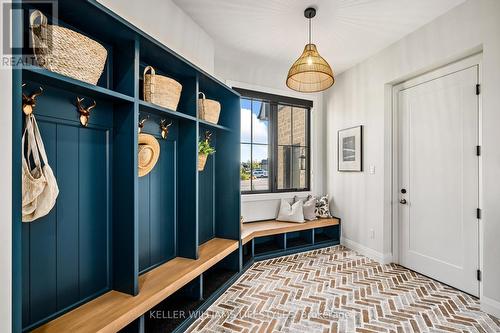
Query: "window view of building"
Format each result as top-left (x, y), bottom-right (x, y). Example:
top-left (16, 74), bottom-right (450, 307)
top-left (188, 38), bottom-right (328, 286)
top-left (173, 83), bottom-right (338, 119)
top-left (238, 89), bottom-right (311, 194)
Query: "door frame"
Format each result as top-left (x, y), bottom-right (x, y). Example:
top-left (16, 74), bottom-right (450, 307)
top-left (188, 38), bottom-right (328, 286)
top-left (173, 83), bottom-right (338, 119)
top-left (390, 53), bottom-right (483, 291)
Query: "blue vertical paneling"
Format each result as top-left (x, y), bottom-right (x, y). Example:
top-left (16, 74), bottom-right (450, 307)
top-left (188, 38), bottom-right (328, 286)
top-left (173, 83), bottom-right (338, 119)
top-left (138, 175), bottom-right (151, 272)
top-left (138, 135), bottom-right (176, 273)
top-left (150, 140), bottom-right (175, 265)
top-left (56, 125), bottom-right (80, 309)
top-left (21, 120), bottom-right (111, 330)
top-left (198, 143), bottom-right (215, 245)
top-left (28, 121), bottom-right (57, 324)
top-left (78, 127), bottom-right (109, 297)
top-left (21, 223), bottom-right (30, 328)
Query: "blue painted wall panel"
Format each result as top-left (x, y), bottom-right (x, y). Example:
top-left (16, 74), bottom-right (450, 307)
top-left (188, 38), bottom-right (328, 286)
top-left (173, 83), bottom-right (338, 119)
top-left (150, 141), bottom-right (175, 265)
top-left (198, 150), bottom-right (214, 245)
top-left (27, 121), bottom-right (58, 324)
top-left (138, 175), bottom-right (151, 271)
top-left (138, 127), bottom-right (176, 273)
top-left (56, 125), bottom-right (80, 309)
top-left (22, 119), bottom-right (111, 329)
top-left (78, 127), bottom-right (109, 297)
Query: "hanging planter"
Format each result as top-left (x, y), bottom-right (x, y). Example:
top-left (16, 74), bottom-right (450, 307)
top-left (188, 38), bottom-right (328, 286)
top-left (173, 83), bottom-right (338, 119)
top-left (198, 135), bottom-right (215, 171)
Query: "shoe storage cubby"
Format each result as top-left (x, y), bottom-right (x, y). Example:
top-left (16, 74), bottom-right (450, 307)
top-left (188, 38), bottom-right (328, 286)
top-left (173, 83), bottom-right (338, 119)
top-left (254, 234), bottom-right (286, 256)
top-left (286, 230), bottom-right (314, 249)
top-left (242, 218), bottom-right (341, 262)
top-left (12, 1), bottom-right (240, 331)
top-left (314, 225), bottom-right (340, 244)
top-left (202, 250), bottom-right (239, 300)
top-left (143, 277), bottom-right (204, 333)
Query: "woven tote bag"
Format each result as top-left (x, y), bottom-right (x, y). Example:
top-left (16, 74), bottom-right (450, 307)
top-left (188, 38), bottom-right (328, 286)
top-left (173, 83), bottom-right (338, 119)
top-left (22, 115), bottom-right (59, 222)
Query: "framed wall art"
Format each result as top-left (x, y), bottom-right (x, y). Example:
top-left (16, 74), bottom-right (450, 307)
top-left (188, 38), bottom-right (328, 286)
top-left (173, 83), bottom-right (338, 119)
top-left (338, 125), bottom-right (363, 172)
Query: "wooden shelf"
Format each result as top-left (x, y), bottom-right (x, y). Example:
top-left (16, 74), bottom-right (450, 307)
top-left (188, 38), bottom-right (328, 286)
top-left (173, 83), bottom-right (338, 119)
top-left (22, 66), bottom-right (135, 103)
top-left (138, 100), bottom-right (197, 122)
top-left (198, 118), bottom-right (231, 132)
top-left (33, 238), bottom-right (239, 333)
top-left (241, 218), bottom-right (340, 245)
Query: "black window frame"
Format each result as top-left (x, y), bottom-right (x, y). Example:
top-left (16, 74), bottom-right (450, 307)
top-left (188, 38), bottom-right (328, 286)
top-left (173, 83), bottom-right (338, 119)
top-left (235, 87), bottom-right (313, 195)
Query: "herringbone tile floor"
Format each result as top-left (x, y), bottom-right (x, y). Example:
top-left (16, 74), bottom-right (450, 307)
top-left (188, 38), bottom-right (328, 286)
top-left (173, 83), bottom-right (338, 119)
top-left (187, 245), bottom-right (500, 333)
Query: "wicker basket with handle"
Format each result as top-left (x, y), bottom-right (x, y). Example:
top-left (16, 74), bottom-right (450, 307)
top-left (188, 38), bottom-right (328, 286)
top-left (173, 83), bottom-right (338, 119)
top-left (198, 92), bottom-right (221, 124)
top-left (143, 66), bottom-right (182, 110)
top-left (29, 10), bottom-right (108, 85)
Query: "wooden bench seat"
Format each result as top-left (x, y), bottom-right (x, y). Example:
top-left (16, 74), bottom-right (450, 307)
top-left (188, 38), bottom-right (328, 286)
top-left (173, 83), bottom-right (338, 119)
top-left (241, 217), bottom-right (340, 245)
top-left (34, 238), bottom-right (239, 333)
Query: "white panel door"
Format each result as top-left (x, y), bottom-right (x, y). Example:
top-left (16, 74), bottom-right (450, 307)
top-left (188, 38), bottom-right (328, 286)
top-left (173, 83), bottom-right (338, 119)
top-left (398, 64), bottom-right (479, 296)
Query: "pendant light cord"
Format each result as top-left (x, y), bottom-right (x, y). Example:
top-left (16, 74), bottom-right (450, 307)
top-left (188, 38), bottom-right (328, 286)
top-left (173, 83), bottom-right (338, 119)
top-left (308, 17), bottom-right (311, 45)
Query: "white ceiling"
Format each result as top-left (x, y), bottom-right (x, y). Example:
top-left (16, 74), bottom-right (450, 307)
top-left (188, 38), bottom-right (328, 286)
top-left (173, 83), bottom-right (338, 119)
top-left (173, 0), bottom-right (465, 75)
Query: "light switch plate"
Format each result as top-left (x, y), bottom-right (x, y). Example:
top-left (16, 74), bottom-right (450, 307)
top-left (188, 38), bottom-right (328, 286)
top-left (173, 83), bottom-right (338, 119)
top-left (369, 165), bottom-right (376, 174)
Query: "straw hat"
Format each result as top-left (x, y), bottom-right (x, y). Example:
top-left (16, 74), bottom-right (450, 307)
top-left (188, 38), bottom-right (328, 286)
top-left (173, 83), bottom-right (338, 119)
top-left (138, 133), bottom-right (160, 177)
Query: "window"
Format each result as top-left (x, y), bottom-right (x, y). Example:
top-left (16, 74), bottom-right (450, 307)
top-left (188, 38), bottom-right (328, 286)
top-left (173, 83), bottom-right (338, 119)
top-left (236, 88), bottom-right (312, 194)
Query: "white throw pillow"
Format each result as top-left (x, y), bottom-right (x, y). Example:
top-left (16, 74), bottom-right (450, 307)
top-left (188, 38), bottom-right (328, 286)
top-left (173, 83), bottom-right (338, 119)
top-left (277, 199), bottom-right (305, 223)
top-left (294, 195), bottom-right (317, 221)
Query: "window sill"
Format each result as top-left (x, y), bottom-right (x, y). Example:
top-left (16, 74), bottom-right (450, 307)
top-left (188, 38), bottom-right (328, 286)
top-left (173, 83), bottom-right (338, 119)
top-left (241, 191), bottom-right (312, 202)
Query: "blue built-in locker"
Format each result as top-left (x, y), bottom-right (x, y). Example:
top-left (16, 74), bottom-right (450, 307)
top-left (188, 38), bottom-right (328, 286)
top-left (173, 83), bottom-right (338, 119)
top-left (138, 120), bottom-right (177, 273)
top-left (21, 87), bottom-right (113, 329)
top-left (13, 1), bottom-right (241, 331)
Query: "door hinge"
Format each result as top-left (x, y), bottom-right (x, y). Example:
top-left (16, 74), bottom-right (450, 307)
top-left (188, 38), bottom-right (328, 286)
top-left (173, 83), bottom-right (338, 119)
top-left (476, 145), bottom-right (481, 156)
top-left (476, 84), bottom-right (481, 95)
top-left (477, 208), bottom-right (482, 219)
top-left (477, 269), bottom-right (482, 281)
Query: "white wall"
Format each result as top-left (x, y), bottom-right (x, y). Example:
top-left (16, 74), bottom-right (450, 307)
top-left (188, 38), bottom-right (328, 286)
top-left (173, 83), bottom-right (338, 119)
top-left (324, 0), bottom-right (500, 317)
top-left (0, 3), bottom-right (13, 331)
top-left (97, 0), bottom-right (215, 74)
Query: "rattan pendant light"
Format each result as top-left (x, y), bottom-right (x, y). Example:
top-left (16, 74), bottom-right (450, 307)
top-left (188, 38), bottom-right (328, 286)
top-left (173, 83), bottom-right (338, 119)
top-left (286, 7), bottom-right (334, 93)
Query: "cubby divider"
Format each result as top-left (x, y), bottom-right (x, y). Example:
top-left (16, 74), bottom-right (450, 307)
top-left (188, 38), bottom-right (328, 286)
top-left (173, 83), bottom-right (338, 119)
top-left (242, 240), bottom-right (254, 268)
top-left (112, 102), bottom-right (139, 296)
top-left (177, 120), bottom-right (199, 259)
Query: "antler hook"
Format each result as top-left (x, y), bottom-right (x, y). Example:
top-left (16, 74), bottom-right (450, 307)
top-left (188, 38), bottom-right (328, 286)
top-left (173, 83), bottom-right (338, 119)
top-left (76, 97), bottom-right (96, 127)
top-left (138, 115), bottom-right (150, 133)
top-left (160, 119), bottom-right (173, 139)
top-left (22, 85), bottom-right (43, 116)
top-left (204, 130), bottom-right (212, 142)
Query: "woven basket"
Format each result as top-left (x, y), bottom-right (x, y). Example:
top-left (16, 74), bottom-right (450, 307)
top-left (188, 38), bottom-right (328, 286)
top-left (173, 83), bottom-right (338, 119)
top-left (198, 92), bottom-right (221, 124)
top-left (144, 66), bottom-right (182, 110)
top-left (29, 10), bottom-right (108, 85)
top-left (198, 154), bottom-right (208, 171)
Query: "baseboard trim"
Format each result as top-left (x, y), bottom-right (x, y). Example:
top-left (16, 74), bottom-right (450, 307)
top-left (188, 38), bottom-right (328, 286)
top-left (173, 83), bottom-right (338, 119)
top-left (341, 237), bottom-right (393, 264)
top-left (481, 296), bottom-right (500, 319)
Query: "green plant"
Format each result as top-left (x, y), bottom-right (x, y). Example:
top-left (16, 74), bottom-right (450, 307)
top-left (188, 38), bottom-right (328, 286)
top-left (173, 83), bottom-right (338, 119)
top-left (199, 138), bottom-right (216, 155)
top-left (240, 167), bottom-right (251, 180)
